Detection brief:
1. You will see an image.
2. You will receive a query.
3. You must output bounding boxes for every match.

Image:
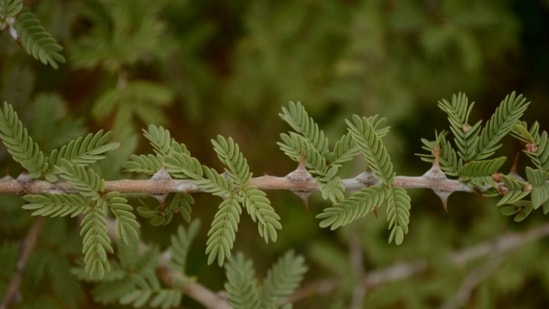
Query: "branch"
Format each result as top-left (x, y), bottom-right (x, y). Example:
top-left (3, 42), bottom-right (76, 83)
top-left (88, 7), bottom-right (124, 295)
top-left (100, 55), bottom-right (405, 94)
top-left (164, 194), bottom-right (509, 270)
top-left (0, 217), bottom-right (45, 309)
top-left (287, 223), bottom-right (549, 303)
top-left (0, 170), bottom-right (474, 196)
top-left (104, 219), bottom-right (232, 309)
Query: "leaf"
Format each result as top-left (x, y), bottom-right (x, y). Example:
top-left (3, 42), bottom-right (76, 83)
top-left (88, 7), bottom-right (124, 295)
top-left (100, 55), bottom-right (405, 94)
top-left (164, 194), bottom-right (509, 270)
top-left (497, 175), bottom-right (529, 206)
top-left (460, 157), bottom-right (506, 178)
top-left (0, 0), bottom-right (23, 18)
top-left (48, 130), bottom-right (119, 167)
top-left (206, 198), bottom-right (241, 266)
top-left (386, 187), bottom-right (411, 245)
top-left (54, 159), bottom-right (104, 199)
top-left (525, 167), bottom-right (549, 209)
top-left (240, 186), bottom-right (281, 243)
top-left (317, 186), bottom-right (387, 230)
top-left (260, 250), bottom-right (307, 308)
top-left (438, 93), bottom-right (481, 162)
top-left (346, 115), bottom-right (395, 184)
top-left (80, 202), bottom-right (112, 278)
top-left (0, 101), bottom-right (48, 178)
top-left (23, 193), bottom-right (88, 217)
top-left (224, 252), bottom-right (261, 309)
top-left (12, 9), bottom-right (65, 69)
top-left (123, 154), bottom-right (164, 175)
top-left (279, 101), bottom-right (329, 157)
top-left (106, 192), bottom-right (140, 243)
top-left (169, 220), bottom-right (201, 274)
top-left (476, 92), bottom-right (529, 160)
top-left (143, 125), bottom-right (173, 156)
top-left (278, 132), bottom-right (327, 172)
top-left (212, 135), bottom-right (252, 186)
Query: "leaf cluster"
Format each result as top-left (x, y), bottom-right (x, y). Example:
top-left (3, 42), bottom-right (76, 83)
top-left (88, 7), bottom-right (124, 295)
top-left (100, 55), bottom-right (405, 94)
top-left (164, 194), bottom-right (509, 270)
top-left (125, 125), bottom-right (282, 266)
top-left (279, 102), bottom-right (411, 244)
top-left (0, 0), bottom-right (64, 68)
top-left (0, 102), bottom-right (141, 279)
top-left (224, 250), bottom-right (307, 309)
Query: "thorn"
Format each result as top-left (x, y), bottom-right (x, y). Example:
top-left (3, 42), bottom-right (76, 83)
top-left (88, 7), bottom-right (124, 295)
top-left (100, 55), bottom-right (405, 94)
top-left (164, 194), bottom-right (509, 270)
top-left (286, 149), bottom-right (314, 210)
top-left (424, 145), bottom-right (451, 212)
top-left (150, 168), bottom-right (172, 203)
top-left (293, 190), bottom-right (311, 211)
top-left (510, 153), bottom-right (520, 176)
top-left (373, 206), bottom-right (379, 218)
top-left (434, 190), bottom-right (451, 213)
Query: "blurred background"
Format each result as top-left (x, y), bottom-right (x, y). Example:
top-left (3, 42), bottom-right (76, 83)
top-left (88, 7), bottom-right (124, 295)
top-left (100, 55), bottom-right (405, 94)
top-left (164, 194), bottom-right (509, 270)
top-left (1, 0), bottom-right (549, 308)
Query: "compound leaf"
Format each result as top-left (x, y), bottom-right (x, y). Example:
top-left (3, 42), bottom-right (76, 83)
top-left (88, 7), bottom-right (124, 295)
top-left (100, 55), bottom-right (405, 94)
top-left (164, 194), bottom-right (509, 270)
top-left (224, 252), bottom-right (261, 309)
top-left (0, 101), bottom-right (48, 178)
top-left (12, 9), bottom-right (65, 69)
top-left (260, 250), bottom-right (307, 308)
top-left (206, 198), bottom-right (241, 266)
top-left (346, 115), bottom-right (394, 184)
top-left (23, 193), bottom-right (88, 217)
top-left (317, 186), bottom-right (387, 230)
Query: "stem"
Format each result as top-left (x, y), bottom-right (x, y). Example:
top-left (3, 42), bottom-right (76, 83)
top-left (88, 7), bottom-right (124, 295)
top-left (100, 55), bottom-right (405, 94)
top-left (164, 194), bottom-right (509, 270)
top-left (0, 173), bottom-right (475, 195)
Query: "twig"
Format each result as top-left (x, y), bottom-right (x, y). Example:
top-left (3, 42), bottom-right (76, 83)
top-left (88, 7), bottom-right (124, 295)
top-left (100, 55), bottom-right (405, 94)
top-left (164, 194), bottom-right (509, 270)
top-left (0, 172), bottom-right (474, 195)
top-left (104, 219), bottom-right (232, 309)
top-left (439, 256), bottom-right (504, 309)
top-left (0, 217), bottom-right (45, 309)
top-left (348, 226), bottom-right (366, 309)
top-left (287, 223), bottom-right (549, 303)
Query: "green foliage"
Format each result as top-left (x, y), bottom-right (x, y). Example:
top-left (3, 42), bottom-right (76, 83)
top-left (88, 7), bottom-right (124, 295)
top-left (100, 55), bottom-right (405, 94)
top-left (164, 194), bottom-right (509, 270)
top-left (225, 251), bottom-right (307, 309)
top-left (317, 186), bottom-right (387, 230)
top-left (169, 220), bottom-right (200, 277)
top-left (259, 250), bottom-right (308, 308)
top-left (0, 0), bottom-right (22, 19)
top-left (80, 203), bottom-right (112, 278)
top-left (346, 114), bottom-right (395, 184)
top-left (0, 101), bottom-right (48, 178)
top-left (12, 8), bottom-right (65, 69)
top-left (22, 193), bottom-right (87, 217)
top-left (206, 198), bottom-right (241, 266)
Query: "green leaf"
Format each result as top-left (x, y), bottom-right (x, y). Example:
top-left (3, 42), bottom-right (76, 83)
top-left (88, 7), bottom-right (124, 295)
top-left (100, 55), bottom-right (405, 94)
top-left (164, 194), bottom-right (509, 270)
top-left (346, 115), bottom-right (395, 184)
top-left (13, 9), bottom-right (65, 69)
top-left (438, 93), bottom-right (481, 162)
top-left (106, 192), bottom-right (140, 243)
top-left (169, 220), bottom-right (201, 274)
top-left (212, 135), bottom-right (252, 186)
top-left (224, 252), bottom-right (261, 309)
top-left (0, 0), bottom-right (23, 18)
top-left (260, 250), bottom-right (307, 308)
top-left (497, 175), bottom-right (529, 206)
top-left (123, 153), bottom-right (164, 175)
top-left (279, 101), bottom-right (329, 157)
top-left (525, 167), bottom-right (549, 209)
top-left (55, 159), bottom-right (104, 199)
top-left (460, 157), bottom-right (506, 178)
top-left (166, 151), bottom-right (204, 180)
top-left (80, 202), bottom-right (112, 278)
top-left (206, 198), bottom-right (241, 266)
top-left (23, 193), bottom-right (88, 217)
top-left (317, 186), bottom-right (387, 230)
top-left (278, 132), bottom-right (327, 172)
top-left (0, 101), bottom-right (48, 178)
top-left (476, 92), bottom-right (529, 160)
top-left (386, 187), bottom-right (411, 245)
top-left (143, 125), bottom-right (174, 157)
top-left (240, 186), bottom-right (281, 243)
top-left (48, 130), bottom-right (119, 168)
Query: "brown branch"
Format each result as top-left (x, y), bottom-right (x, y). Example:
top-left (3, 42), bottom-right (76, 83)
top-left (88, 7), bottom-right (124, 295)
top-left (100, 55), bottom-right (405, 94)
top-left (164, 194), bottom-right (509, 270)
top-left (1, 217), bottom-right (45, 309)
top-left (0, 171), bottom-right (474, 196)
top-left (104, 219), bottom-right (232, 309)
top-left (287, 223), bottom-right (549, 303)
